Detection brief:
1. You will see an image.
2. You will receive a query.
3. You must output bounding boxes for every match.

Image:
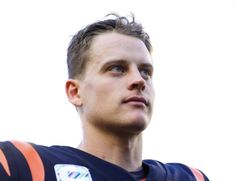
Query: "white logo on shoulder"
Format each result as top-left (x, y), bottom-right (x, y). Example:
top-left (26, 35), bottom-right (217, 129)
top-left (54, 164), bottom-right (93, 181)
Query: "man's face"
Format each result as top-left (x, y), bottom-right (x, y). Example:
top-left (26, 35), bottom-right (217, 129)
top-left (78, 32), bottom-right (155, 135)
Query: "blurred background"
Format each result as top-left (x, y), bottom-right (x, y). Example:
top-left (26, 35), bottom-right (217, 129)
top-left (0, 0), bottom-right (234, 180)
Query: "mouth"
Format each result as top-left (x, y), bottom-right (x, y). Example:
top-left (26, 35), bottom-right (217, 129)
top-left (123, 96), bottom-right (148, 106)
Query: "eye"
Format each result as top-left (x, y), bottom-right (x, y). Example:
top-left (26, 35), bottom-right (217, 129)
top-left (107, 65), bottom-right (125, 73)
top-left (140, 68), bottom-right (152, 79)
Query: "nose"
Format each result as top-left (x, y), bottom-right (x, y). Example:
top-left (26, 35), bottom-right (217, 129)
top-left (127, 69), bottom-right (146, 92)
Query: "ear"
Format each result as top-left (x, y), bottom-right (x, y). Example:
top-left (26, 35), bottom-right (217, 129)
top-left (65, 79), bottom-right (83, 107)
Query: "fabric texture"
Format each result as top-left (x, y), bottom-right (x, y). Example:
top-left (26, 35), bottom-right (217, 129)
top-left (0, 141), bottom-right (209, 181)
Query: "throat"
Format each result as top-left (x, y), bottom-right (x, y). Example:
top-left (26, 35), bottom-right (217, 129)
top-left (79, 123), bottom-right (143, 171)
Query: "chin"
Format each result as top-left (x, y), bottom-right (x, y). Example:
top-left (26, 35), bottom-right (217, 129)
top-left (124, 116), bottom-right (149, 134)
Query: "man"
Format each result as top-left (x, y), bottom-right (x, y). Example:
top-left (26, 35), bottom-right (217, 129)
top-left (0, 14), bottom-right (209, 181)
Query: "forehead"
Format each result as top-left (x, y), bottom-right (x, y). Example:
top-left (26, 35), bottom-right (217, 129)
top-left (88, 32), bottom-right (152, 66)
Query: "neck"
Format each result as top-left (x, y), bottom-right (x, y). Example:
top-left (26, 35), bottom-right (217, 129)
top-left (78, 124), bottom-right (143, 172)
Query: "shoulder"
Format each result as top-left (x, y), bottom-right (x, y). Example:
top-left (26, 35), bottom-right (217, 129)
top-left (0, 140), bottom-right (49, 180)
top-left (1, 140), bottom-right (86, 181)
top-left (0, 140), bottom-right (30, 179)
top-left (0, 141), bottom-right (12, 178)
top-left (143, 159), bottom-right (209, 181)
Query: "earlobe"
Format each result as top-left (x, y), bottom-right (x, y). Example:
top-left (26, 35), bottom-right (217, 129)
top-left (65, 79), bottom-right (83, 107)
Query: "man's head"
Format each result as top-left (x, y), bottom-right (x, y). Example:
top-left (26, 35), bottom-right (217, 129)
top-left (67, 13), bottom-right (152, 79)
top-left (66, 14), bottom-right (154, 135)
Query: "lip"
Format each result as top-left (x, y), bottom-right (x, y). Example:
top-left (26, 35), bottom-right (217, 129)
top-left (123, 96), bottom-right (148, 106)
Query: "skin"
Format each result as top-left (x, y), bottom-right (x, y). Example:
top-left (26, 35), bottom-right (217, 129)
top-left (66, 32), bottom-right (155, 172)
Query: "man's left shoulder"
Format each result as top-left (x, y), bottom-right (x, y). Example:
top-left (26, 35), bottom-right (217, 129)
top-left (143, 159), bottom-right (209, 181)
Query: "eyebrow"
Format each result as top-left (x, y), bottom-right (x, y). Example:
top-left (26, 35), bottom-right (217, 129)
top-left (100, 59), bottom-right (153, 71)
top-left (101, 59), bottom-right (127, 67)
top-left (139, 62), bottom-right (154, 71)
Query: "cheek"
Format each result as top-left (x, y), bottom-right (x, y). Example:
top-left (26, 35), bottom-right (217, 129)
top-left (147, 81), bottom-right (155, 94)
top-left (151, 86), bottom-right (155, 99)
top-left (82, 80), bottom-right (115, 106)
top-left (147, 84), bottom-right (155, 105)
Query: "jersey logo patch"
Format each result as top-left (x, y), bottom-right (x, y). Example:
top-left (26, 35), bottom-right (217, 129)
top-left (54, 164), bottom-right (93, 181)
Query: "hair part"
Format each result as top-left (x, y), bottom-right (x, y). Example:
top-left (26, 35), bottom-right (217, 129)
top-left (67, 13), bottom-right (152, 79)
